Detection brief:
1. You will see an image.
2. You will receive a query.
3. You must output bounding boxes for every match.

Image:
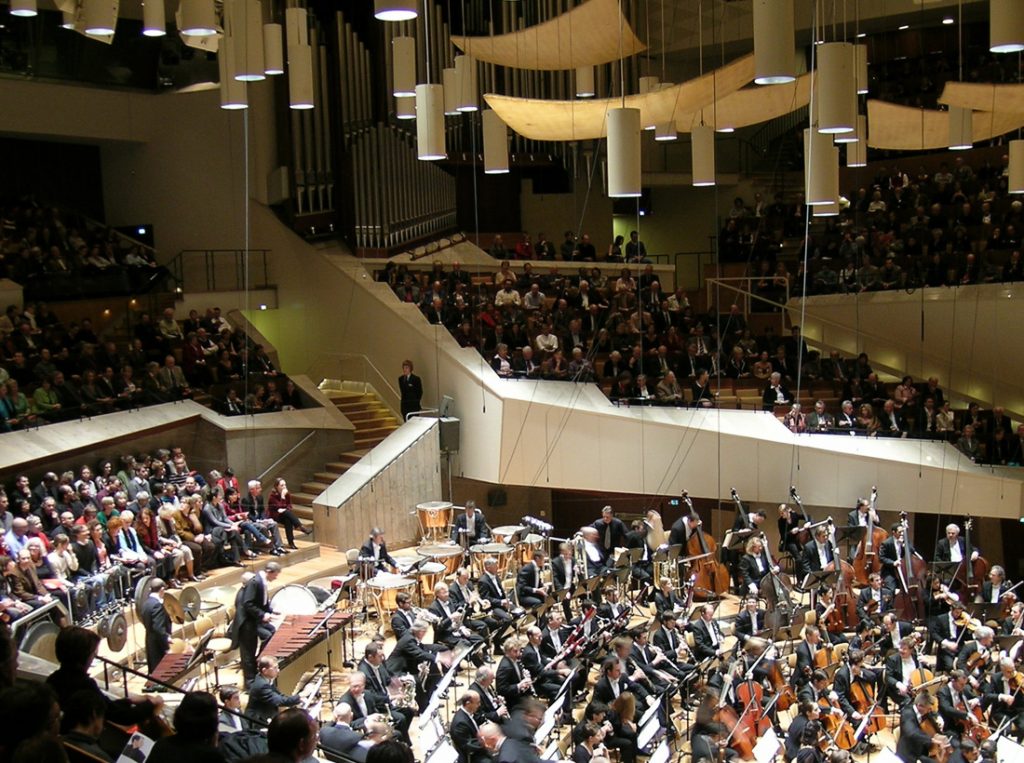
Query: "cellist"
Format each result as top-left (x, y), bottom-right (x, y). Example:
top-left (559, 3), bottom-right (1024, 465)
top-left (785, 702), bottom-right (822, 763)
top-left (832, 648), bottom-right (881, 754)
top-left (814, 587), bottom-right (849, 645)
top-left (896, 692), bottom-right (942, 763)
top-left (937, 669), bottom-right (985, 745)
top-left (883, 636), bottom-right (922, 709)
top-left (795, 625), bottom-right (826, 687)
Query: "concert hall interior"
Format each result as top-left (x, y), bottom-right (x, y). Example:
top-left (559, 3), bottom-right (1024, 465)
top-left (4, 2), bottom-right (1024, 763)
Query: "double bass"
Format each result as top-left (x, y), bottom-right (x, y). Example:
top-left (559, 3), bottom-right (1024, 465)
top-left (682, 492), bottom-right (730, 599)
top-left (756, 531), bottom-right (795, 628)
top-left (893, 512), bottom-right (928, 621)
top-left (789, 486), bottom-right (812, 546)
top-left (852, 487), bottom-right (888, 586)
top-left (825, 520), bottom-right (858, 629)
top-left (951, 517), bottom-right (990, 601)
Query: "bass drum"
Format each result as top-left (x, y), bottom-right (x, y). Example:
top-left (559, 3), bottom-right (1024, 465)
top-left (270, 584), bottom-right (318, 615)
top-left (307, 585), bottom-right (331, 605)
top-left (19, 620), bottom-right (61, 663)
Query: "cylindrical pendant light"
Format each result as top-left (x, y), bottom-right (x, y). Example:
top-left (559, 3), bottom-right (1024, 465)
top-left (263, 23), bottom-right (284, 75)
top-left (805, 128), bottom-right (837, 205)
top-left (1009, 139), bottom-right (1024, 194)
top-left (286, 7), bottom-right (314, 109)
top-left (812, 200), bottom-right (840, 217)
top-left (846, 115), bottom-right (867, 167)
top-left (416, 83), bottom-right (447, 160)
top-left (392, 36), bottom-right (416, 97)
top-left (639, 75), bottom-right (659, 94)
top-left (10, 0), bottom-right (37, 18)
top-left (395, 95), bottom-right (416, 120)
top-left (142, 0), bottom-right (166, 36)
top-left (854, 44), bottom-right (869, 94)
top-left (576, 66), bottom-right (595, 98)
top-left (753, 0), bottom-right (795, 84)
top-left (691, 125), bottom-right (716, 186)
top-left (374, 0), bottom-right (417, 22)
top-left (179, 0), bottom-right (218, 36)
top-left (219, 34), bottom-right (248, 110)
top-left (607, 108), bottom-right (641, 198)
top-left (442, 67), bottom-right (460, 115)
top-left (483, 110), bottom-right (509, 174)
top-left (455, 55), bottom-right (478, 112)
top-left (990, 0), bottom-right (1024, 53)
top-left (817, 43), bottom-right (855, 133)
top-left (949, 106), bottom-right (973, 150)
top-left (60, 10), bottom-right (75, 28)
top-left (229, 0), bottom-right (265, 81)
top-left (82, 0), bottom-right (117, 34)
top-left (834, 91), bottom-right (860, 143)
top-left (655, 122), bottom-right (677, 142)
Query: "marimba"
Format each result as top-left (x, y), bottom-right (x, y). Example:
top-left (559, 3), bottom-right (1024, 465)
top-left (262, 610), bottom-right (352, 693)
top-left (145, 651), bottom-right (198, 691)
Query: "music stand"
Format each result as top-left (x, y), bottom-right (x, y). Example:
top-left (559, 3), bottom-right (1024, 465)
top-left (628, 547), bottom-right (643, 564)
top-left (974, 602), bottom-right (1006, 623)
top-left (637, 710), bottom-right (663, 750)
top-left (646, 740), bottom-right (670, 763)
top-left (724, 530), bottom-right (753, 552)
top-left (997, 734), bottom-right (1024, 763)
top-left (187, 630), bottom-right (215, 672)
top-left (997, 635), bottom-right (1022, 653)
top-left (930, 561), bottom-right (960, 585)
top-left (753, 727), bottom-right (782, 763)
top-left (638, 693), bottom-right (661, 728)
top-left (800, 570), bottom-right (838, 593)
top-left (425, 740), bottom-right (458, 763)
top-left (834, 525), bottom-right (867, 550)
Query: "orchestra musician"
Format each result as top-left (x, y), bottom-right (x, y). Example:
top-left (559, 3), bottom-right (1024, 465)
top-left (358, 642), bottom-right (412, 738)
top-left (726, 509), bottom-right (766, 590)
top-left (690, 603), bottom-right (728, 661)
top-left (955, 625), bottom-right (997, 683)
top-left (653, 579), bottom-right (686, 615)
top-left (667, 513), bottom-right (700, 547)
top-left (551, 543), bottom-right (577, 618)
top-left (139, 577), bottom-right (172, 674)
top-left (341, 672), bottom-right (390, 731)
top-left (785, 702), bottom-right (822, 763)
top-left (516, 550), bottom-right (548, 610)
top-left (625, 519), bottom-right (653, 584)
top-left (848, 496), bottom-right (879, 528)
top-left (802, 525), bottom-right (836, 575)
top-left (896, 692), bottom-right (941, 763)
top-left (795, 625), bottom-right (828, 686)
top-left (930, 599), bottom-right (970, 672)
top-left (978, 565), bottom-right (1015, 605)
top-left (856, 572), bottom-right (894, 623)
top-left (691, 721), bottom-right (737, 762)
top-left (450, 691), bottom-right (490, 763)
top-left (521, 626), bottom-right (569, 699)
top-left (592, 657), bottom-right (636, 704)
top-left (734, 596), bottom-right (766, 646)
top-left (797, 669), bottom-right (832, 706)
top-left (429, 582), bottom-right (486, 657)
top-left (495, 636), bottom-right (535, 708)
top-left (883, 636), bottom-right (922, 709)
top-left (631, 628), bottom-right (692, 684)
top-left (814, 586), bottom-right (849, 644)
top-left (795, 721), bottom-right (826, 763)
top-left (477, 557), bottom-right (515, 627)
top-left (571, 720), bottom-right (607, 763)
top-left (876, 612), bottom-right (914, 654)
top-left (597, 586), bottom-right (628, 622)
top-left (245, 655), bottom-right (301, 725)
top-left (390, 592), bottom-right (417, 640)
top-left (1004, 601), bottom-right (1024, 635)
top-left (937, 670), bottom-right (984, 743)
top-left (230, 561), bottom-right (281, 687)
top-left (573, 701), bottom-right (636, 763)
top-left (879, 522), bottom-right (921, 592)
top-left (981, 657), bottom-right (1024, 742)
top-left (737, 535), bottom-right (777, 595)
top-left (609, 637), bottom-right (657, 699)
top-left (580, 527), bottom-right (610, 577)
top-left (383, 619), bottom-right (446, 711)
top-left (778, 504), bottom-right (806, 571)
top-left (359, 528), bottom-right (398, 573)
top-left (935, 523), bottom-right (981, 564)
top-left (469, 665), bottom-right (509, 724)
top-left (451, 500), bottom-right (490, 546)
top-left (832, 649), bottom-right (879, 726)
top-left (593, 506), bottom-right (628, 556)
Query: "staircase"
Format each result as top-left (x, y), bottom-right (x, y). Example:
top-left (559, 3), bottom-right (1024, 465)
top-left (288, 388), bottom-right (401, 521)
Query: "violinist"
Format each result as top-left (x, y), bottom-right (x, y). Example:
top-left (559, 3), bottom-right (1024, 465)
top-left (931, 599), bottom-right (970, 672)
top-left (848, 619), bottom-right (876, 653)
top-left (925, 576), bottom-right (956, 619)
top-left (978, 565), bottom-right (1015, 606)
top-left (778, 504), bottom-right (806, 566)
top-left (856, 572), bottom-right (894, 623)
top-left (877, 612), bottom-right (914, 653)
top-left (981, 657), bottom-right (1024, 742)
top-left (738, 536), bottom-right (776, 595)
top-left (815, 587), bottom-right (849, 644)
top-left (653, 579), bottom-right (686, 616)
top-left (955, 625), bottom-right (996, 682)
top-left (785, 702), bottom-right (822, 763)
top-left (734, 597), bottom-right (767, 647)
top-left (935, 523), bottom-right (981, 564)
top-left (896, 692), bottom-right (942, 763)
top-left (937, 670), bottom-right (984, 743)
top-left (795, 626), bottom-right (826, 687)
top-left (847, 497), bottom-right (880, 530)
top-left (690, 603), bottom-right (728, 661)
top-left (1003, 601), bottom-right (1024, 636)
top-left (879, 523), bottom-right (921, 593)
top-left (884, 636), bottom-right (922, 709)
top-left (802, 525), bottom-right (836, 574)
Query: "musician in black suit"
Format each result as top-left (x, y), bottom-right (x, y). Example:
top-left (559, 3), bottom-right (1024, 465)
top-left (690, 603), bottom-right (726, 661)
top-left (580, 527), bottom-right (610, 578)
top-left (847, 496), bottom-right (879, 530)
top-left (879, 523), bottom-right (920, 593)
top-left (631, 627), bottom-right (690, 684)
top-left (231, 561), bottom-right (281, 686)
top-left (550, 542), bottom-right (577, 618)
top-left (451, 691), bottom-right (490, 763)
top-left (981, 656), bottom-right (1024, 742)
top-left (495, 636), bottom-right (534, 709)
top-left (796, 670), bottom-right (831, 707)
top-left (978, 565), bottom-right (1014, 605)
top-left (319, 703), bottom-right (368, 763)
top-left (477, 557), bottom-right (514, 627)
top-left (856, 572), bottom-right (893, 623)
top-left (540, 610), bottom-right (575, 661)
top-left (692, 723), bottom-right (737, 762)
top-left (651, 612), bottom-right (688, 665)
top-left (593, 506), bottom-right (628, 555)
top-left (591, 657), bottom-right (631, 704)
top-left (429, 582), bottom-right (485, 655)
top-left (357, 642), bottom-right (411, 737)
top-left (384, 620), bottom-right (446, 712)
top-left (358, 528), bottom-right (397, 573)
top-left (516, 551), bottom-right (547, 610)
top-left (596, 587), bottom-right (628, 623)
top-left (733, 597), bottom-right (767, 646)
top-left (625, 520), bottom-right (653, 585)
top-left (480, 721), bottom-right (539, 763)
top-left (451, 500), bottom-right (490, 545)
top-left (794, 626), bottom-right (826, 687)
top-left (340, 672), bottom-right (388, 730)
top-left (876, 612), bottom-right (914, 654)
top-left (667, 513), bottom-right (700, 547)
top-left (245, 655), bottom-right (301, 725)
top-left (801, 525), bottom-right (835, 575)
top-left (883, 637), bottom-right (921, 709)
top-left (778, 503), bottom-right (806, 570)
top-left (571, 722), bottom-right (604, 763)
top-left (785, 702), bottom-right (821, 763)
top-left (139, 578), bottom-right (172, 674)
top-left (390, 592), bottom-right (417, 640)
top-left (398, 360), bottom-right (423, 421)
top-left (522, 626), bottom-right (568, 699)
top-left (737, 535), bottom-right (774, 595)
top-left (469, 666), bottom-right (508, 724)
top-left (937, 670), bottom-right (983, 743)
top-left (218, 686), bottom-right (251, 734)
top-left (896, 693), bottom-right (940, 763)
top-left (934, 523), bottom-right (980, 564)
top-left (449, 567), bottom-right (474, 608)
top-left (831, 649), bottom-right (878, 718)
top-left (956, 627), bottom-right (998, 682)
top-left (930, 601), bottom-right (969, 672)
top-left (653, 579), bottom-right (686, 615)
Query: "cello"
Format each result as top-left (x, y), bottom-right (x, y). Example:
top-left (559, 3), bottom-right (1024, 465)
top-left (817, 694), bottom-right (857, 751)
top-left (846, 655), bottom-right (887, 735)
top-left (852, 487), bottom-right (888, 586)
top-left (683, 492), bottom-right (730, 600)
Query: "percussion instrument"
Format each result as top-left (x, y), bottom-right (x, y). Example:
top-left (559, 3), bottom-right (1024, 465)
top-left (19, 620), bottom-right (61, 662)
top-left (416, 501), bottom-right (454, 543)
top-left (271, 585), bottom-right (319, 616)
top-left (179, 586), bottom-right (203, 621)
top-left (307, 585), bottom-right (331, 605)
top-left (492, 525), bottom-right (526, 545)
top-left (416, 561), bottom-right (447, 602)
top-left (366, 574), bottom-right (418, 624)
top-left (516, 533), bottom-right (546, 567)
top-left (470, 543), bottom-right (515, 578)
top-left (146, 651), bottom-right (195, 690)
top-left (416, 543), bottom-right (464, 575)
top-left (162, 591), bottom-right (186, 624)
top-left (261, 610), bottom-right (352, 693)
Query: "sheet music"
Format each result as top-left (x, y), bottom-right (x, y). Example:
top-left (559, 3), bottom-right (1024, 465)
top-left (997, 735), bottom-right (1024, 763)
top-left (636, 712), bottom-right (662, 749)
top-left (647, 739), bottom-right (670, 763)
top-left (753, 728), bottom-right (781, 763)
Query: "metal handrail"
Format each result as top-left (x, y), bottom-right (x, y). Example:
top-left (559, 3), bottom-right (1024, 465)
top-left (706, 276), bottom-right (791, 334)
top-left (169, 249), bottom-right (272, 293)
top-left (257, 430), bottom-right (319, 482)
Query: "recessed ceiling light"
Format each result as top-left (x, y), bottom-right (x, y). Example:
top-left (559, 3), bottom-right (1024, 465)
top-left (899, 24), bottom-right (910, 31)
top-left (856, 32), bottom-right (866, 39)
top-left (942, 17), bottom-right (955, 25)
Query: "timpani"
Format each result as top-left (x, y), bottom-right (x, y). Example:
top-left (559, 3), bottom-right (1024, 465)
top-left (491, 525), bottom-right (526, 545)
top-left (416, 501), bottom-right (454, 543)
top-left (366, 573), bottom-right (417, 626)
top-left (270, 585), bottom-right (319, 616)
top-left (470, 542), bottom-right (515, 578)
top-left (516, 533), bottom-right (547, 566)
top-left (416, 543), bottom-right (465, 575)
top-left (416, 561), bottom-right (447, 603)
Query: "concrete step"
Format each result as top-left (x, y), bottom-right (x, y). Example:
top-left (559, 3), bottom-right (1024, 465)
top-left (292, 491), bottom-right (319, 506)
top-left (344, 409), bottom-right (394, 422)
top-left (333, 399), bottom-right (380, 411)
top-left (291, 505), bottom-right (314, 522)
top-left (355, 425), bottom-right (397, 440)
top-left (314, 470), bottom-right (345, 482)
top-left (353, 436), bottom-right (387, 448)
top-left (331, 451), bottom-right (368, 467)
top-left (351, 417), bottom-right (398, 430)
top-left (300, 480), bottom-right (332, 494)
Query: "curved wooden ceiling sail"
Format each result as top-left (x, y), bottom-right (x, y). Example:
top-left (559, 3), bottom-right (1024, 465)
top-left (866, 100), bottom-right (1024, 150)
top-left (672, 73), bottom-right (811, 132)
top-left (483, 55), bottom-right (756, 141)
top-left (450, 0), bottom-right (646, 71)
top-left (938, 81), bottom-right (1024, 114)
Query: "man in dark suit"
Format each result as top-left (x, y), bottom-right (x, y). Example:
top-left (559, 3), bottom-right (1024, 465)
top-left (521, 626), bottom-right (566, 700)
top-left (230, 561), bottom-right (281, 686)
top-left (480, 722), bottom-right (538, 763)
top-left (690, 604), bottom-right (726, 661)
top-left (358, 642), bottom-right (412, 739)
top-left (516, 550), bottom-right (547, 610)
top-left (540, 610), bottom-right (574, 661)
top-left (785, 702), bottom-right (820, 762)
top-left (934, 523), bottom-right (981, 565)
top-left (691, 723), bottom-right (737, 762)
top-left (549, 542), bottom-right (576, 618)
top-left (734, 597), bottom-right (767, 646)
top-left (930, 601), bottom-right (969, 672)
top-left (140, 577), bottom-right (172, 674)
top-left (884, 637), bottom-right (921, 709)
top-left (937, 670), bottom-right (982, 744)
top-left (217, 687), bottom-right (250, 734)
top-left (451, 691), bottom-right (489, 763)
top-left (591, 657), bottom-right (631, 704)
top-left (856, 573), bottom-right (894, 623)
top-left (876, 612), bottom-right (914, 654)
top-left (339, 671), bottom-right (388, 730)
top-left (495, 637), bottom-right (534, 709)
top-left (451, 500), bottom-right (490, 545)
top-left (384, 620), bottom-right (446, 712)
top-left (319, 703), bottom-right (367, 763)
top-left (469, 666), bottom-right (508, 724)
top-left (428, 582), bottom-right (485, 656)
top-left (245, 655), bottom-right (301, 725)
top-left (831, 650), bottom-right (878, 718)
top-left (801, 525), bottom-right (835, 575)
top-left (794, 626), bottom-right (825, 688)
top-left (476, 558), bottom-right (514, 626)
top-left (761, 372), bottom-right (791, 410)
top-left (896, 693), bottom-right (938, 763)
top-left (397, 360), bottom-right (423, 421)
top-left (847, 497), bottom-right (880, 530)
top-left (879, 523), bottom-right (919, 592)
top-left (358, 528), bottom-right (397, 573)
top-left (390, 592), bottom-right (417, 640)
top-left (592, 506), bottom-right (628, 556)
top-left (978, 565), bottom-right (1013, 605)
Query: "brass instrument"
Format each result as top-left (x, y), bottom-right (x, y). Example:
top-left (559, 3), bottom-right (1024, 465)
top-left (387, 673), bottom-right (418, 710)
top-left (412, 606), bottom-right (440, 625)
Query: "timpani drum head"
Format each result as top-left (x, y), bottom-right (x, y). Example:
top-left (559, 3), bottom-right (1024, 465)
top-left (418, 562), bottom-right (446, 576)
top-left (416, 501), bottom-right (454, 511)
top-left (270, 584), bottom-right (318, 615)
top-left (491, 525), bottom-right (525, 542)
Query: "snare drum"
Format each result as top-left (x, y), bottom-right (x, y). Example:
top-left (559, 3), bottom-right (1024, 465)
top-left (416, 501), bottom-right (453, 541)
top-left (470, 543), bottom-right (515, 578)
top-left (491, 525), bottom-right (526, 545)
top-left (366, 574), bottom-right (417, 626)
top-left (270, 584), bottom-right (318, 616)
top-left (416, 544), bottom-right (464, 575)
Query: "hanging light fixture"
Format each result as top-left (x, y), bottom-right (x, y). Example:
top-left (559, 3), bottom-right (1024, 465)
top-left (753, 0), bottom-right (795, 84)
top-left (949, 106), bottom-right (973, 150)
top-left (263, 23), bottom-right (284, 75)
top-left (374, 0), bottom-right (417, 22)
top-left (576, 66), bottom-right (595, 98)
top-left (607, 108), bottom-right (641, 197)
top-left (817, 43), bottom-right (855, 133)
top-left (442, 67), bottom-right (460, 115)
top-left (285, 6), bottom-right (314, 109)
top-left (219, 33), bottom-right (248, 110)
top-left (60, 10), bottom-right (75, 29)
top-left (179, 0), bottom-right (218, 36)
top-left (990, 0), bottom-right (1024, 54)
top-left (835, 90), bottom-right (860, 143)
top-left (655, 120), bottom-right (677, 142)
top-left (142, 0), bottom-right (166, 36)
top-left (82, 0), bottom-right (117, 35)
top-left (9, 0), bottom-right (37, 18)
top-left (805, 128), bottom-right (838, 205)
top-left (482, 110), bottom-right (509, 174)
top-left (416, 83), bottom-right (447, 159)
top-left (854, 44), bottom-right (868, 94)
top-left (812, 200), bottom-right (840, 217)
top-left (1009, 140), bottom-right (1024, 193)
top-left (392, 36), bottom-right (416, 97)
top-left (229, 0), bottom-right (265, 81)
top-left (691, 125), bottom-right (715, 186)
top-left (395, 95), bottom-right (416, 120)
top-left (846, 115), bottom-right (867, 167)
top-left (454, 55), bottom-right (478, 112)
